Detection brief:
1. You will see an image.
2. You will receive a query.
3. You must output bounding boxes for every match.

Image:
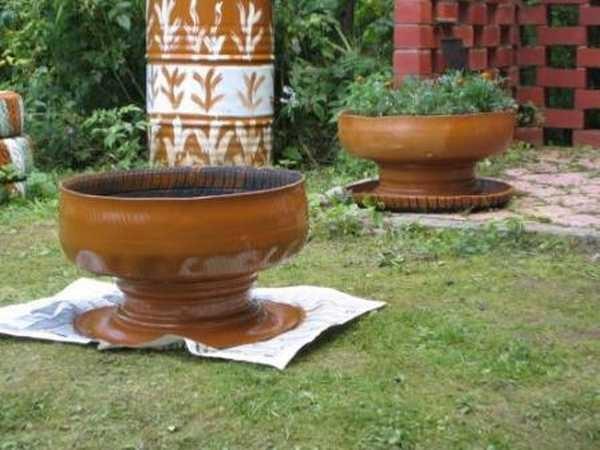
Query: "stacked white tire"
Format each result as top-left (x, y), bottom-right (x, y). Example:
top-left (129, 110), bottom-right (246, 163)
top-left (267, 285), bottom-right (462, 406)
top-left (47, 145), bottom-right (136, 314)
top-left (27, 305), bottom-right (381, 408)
top-left (0, 91), bottom-right (33, 196)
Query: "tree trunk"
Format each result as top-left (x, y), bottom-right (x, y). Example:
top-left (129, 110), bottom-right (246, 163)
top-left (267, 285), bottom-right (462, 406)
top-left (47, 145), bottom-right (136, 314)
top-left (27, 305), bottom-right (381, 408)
top-left (340, 0), bottom-right (356, 38)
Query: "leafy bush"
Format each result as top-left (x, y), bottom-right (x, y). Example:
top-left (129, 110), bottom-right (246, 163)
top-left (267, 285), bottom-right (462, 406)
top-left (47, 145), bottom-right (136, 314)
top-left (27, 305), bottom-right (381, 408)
top-left (549, 5), bottom-right (579, 27)
top-left (0, 164), bottom-right (27, 205)
top-left (337, 71), bottom-right (518, 117)
top-left (0, 0), bottom-right (145, 109)
top-left (274, 0), bottom-right (393, 165)
top-left (80, 105), bottom-right (148, 169)
top-left (517, 102), bottom-right (544, 128)
top-left (310, 198), bottom-right (383, 239)
top-left (0, 0), bottom-right (146, 170)
top-left (29, 104), bottom-right (147, 170)
top-left (25, 171), bottom-right (59, 200)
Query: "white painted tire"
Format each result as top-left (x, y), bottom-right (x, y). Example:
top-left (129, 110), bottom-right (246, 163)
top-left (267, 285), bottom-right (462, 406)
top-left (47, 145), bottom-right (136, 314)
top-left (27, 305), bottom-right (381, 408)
top-left (0, 135), bottom-right (33, 196)
top-left (0, 91), bottom-right (25, 138)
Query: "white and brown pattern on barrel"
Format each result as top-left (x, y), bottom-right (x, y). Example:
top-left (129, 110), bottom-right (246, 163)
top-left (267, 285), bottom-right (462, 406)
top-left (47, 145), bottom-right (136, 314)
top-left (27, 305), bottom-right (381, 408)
top-left (0, 140), bottom-right (11, 166)
top-left (146, 0), bottom-right (273, 59)
top-left (148, 64), bottom-right (273, 117)
top-left (151, 117), bottom-right (270, 167)
top-left (0, 136), bottom-right (32, 172)
top-left (230, 1), bottom-right (265, 59)
top-left (0, 91), bottom-right (24, 138)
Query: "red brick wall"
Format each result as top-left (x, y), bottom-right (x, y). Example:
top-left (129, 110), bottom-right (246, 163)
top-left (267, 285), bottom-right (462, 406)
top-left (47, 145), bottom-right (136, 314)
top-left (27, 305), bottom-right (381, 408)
top-left (394, 1), bottom-right (519, 86)
top-left (393, 0), bottom-right (600, 147)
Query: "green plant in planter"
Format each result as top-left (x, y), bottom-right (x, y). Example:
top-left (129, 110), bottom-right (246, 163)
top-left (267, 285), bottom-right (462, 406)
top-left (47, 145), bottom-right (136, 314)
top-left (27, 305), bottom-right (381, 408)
top-left (336, 71), bottom-right (517, 117)
top-left (0, 164), bottom-right (27, 204)
top-left (517, 102), bottom-right (544, 128)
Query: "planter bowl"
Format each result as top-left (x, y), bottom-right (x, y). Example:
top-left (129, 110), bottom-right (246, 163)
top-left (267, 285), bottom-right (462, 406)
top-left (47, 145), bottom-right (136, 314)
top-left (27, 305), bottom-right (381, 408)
top-left (338, 112), bottom-right (516, 211)
top-left (59, 166), bottom-right (308, 348)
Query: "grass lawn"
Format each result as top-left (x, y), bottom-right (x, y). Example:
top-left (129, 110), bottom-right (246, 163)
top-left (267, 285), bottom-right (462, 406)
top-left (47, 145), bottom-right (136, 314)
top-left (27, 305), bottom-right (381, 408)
top-left (1, 168), bottom-right (599, 450)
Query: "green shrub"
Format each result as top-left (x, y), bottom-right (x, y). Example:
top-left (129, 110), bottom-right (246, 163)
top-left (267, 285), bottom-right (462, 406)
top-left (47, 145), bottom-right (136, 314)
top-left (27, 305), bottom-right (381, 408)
top-left (25, 171), bottom-right (59, 201)
top-left (0, 0), bottom-right (147, 170)
top-left (80, 105), bottom-right (148, 169)
top-left (310, 198), bottom-right (382, 239)
top-left (29, 103), bottom-right (147, 170)
top-left (0, 0), bottom-right (145, 109)
top-left (337, 71), bottom-right (517, 117)
top-left (549, 5), bottom-right (579, 27)
top-left (547, 46), bottom-right (576, 69)
top-left (0, 164), bottom-right (27, 205)
top-left (273, 0), bottom-right (393, 165)
top-left (517, 102), bottom-right (544, 128)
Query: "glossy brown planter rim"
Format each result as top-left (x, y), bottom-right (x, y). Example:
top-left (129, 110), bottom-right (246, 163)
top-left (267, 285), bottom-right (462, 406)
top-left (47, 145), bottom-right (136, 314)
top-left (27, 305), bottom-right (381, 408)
top-left (60, 166), bottom-right (305, 202)
top-left (338, 110), bottom-right (515, 120)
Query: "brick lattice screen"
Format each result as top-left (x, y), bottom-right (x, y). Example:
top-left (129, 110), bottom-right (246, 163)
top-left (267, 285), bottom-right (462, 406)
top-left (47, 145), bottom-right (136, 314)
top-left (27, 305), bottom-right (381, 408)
top-left (393, 0), bottom-right (600, 147)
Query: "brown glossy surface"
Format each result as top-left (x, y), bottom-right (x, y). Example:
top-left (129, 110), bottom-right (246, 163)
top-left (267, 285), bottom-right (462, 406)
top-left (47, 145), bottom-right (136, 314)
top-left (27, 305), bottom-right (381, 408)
top-left (338, 112), bottom-right (516, 210)
top-left (59, 167), bottom-right (308, 348)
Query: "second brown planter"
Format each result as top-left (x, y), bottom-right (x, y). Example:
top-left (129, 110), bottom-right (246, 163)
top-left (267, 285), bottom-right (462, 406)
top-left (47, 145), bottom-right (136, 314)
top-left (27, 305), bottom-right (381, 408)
top-left (338, 112), bottom-right (516, 212)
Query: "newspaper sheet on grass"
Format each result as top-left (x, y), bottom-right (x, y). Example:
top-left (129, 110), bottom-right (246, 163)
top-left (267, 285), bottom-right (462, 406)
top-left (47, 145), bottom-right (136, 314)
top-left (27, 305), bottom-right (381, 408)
top-left (0, 278), bottom-right (385, 370)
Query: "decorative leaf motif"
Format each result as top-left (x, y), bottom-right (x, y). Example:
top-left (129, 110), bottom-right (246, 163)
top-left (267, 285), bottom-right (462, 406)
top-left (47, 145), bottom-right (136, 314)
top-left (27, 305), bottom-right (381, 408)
top-left (231, 1), bottom-right (264, 58)
top-left (161, 117), bottom-right (195, 166)
top-left (176, 148), bottom-right (210, 166)
top-left (234, 120), bottom-right (261, 163)
top-left (160, 67), bottom-right (186, 109)
top-left (257, 125), bottom-right (271, 165)
top-left (191, 68), bottom-right (225, 112)
top-left (175, 134), bottom-right (211, 166)
top-left (153, 0), bottom-right (181, 52)
top-left (237, 72), bottom-right (265, 112)
top-left (203, 1), bottom-right (226, 58)
top-left (193, 125), bottom-right (234, 166)
top-left (186, 0), bottom-right (207, 53)
top-left (146, 2), bottom-right (155, 47)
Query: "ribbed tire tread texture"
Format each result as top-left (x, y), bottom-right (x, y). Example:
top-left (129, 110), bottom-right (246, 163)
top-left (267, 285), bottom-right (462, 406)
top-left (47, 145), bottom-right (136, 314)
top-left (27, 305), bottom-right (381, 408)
top-left (347, 178), bottom-right (514, 213)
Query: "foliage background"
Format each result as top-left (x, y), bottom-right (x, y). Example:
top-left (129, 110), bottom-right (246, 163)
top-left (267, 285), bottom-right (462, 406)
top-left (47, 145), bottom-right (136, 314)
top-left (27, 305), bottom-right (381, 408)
top-left (0, 0), bottom-right (393, 170)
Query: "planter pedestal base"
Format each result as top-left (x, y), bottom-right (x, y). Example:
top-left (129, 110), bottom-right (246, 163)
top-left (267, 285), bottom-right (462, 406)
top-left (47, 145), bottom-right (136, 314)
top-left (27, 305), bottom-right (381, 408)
top-left (347, 178), bottom-right (513, 212)
top-left (74, 275), bottom-right (305, 349)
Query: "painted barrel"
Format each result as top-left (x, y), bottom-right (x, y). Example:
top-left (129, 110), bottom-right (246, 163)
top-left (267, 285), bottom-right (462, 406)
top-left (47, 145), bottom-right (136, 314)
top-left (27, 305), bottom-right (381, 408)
top-left (0, 91), bottom-right (25, 138)
top-left (146, 0), bottom-right (273, 167)
top-left (0, 136), bottom-right (33, 195)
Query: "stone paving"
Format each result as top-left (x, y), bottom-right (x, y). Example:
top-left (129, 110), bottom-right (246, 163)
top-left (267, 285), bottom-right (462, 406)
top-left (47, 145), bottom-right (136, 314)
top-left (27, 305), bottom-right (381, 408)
top-left (503, 151), bottom-right (600, 230)
top-left (396, 148), bottom-right (600, 238)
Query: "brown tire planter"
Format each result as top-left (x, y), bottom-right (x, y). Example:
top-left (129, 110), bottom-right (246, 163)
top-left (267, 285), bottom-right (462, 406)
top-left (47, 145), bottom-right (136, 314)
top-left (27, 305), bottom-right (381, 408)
top-left (59, 166), bottom-right (307, 349)
top-left (338, 112), bottom-right (516, 213)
